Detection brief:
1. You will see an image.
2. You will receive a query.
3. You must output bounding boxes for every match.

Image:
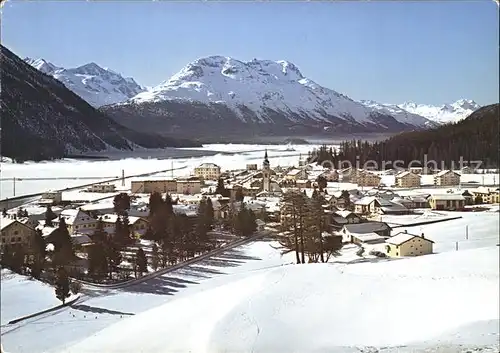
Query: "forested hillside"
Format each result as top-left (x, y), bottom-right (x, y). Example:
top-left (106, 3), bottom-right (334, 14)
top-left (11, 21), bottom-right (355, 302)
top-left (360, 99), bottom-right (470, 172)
top-left (308, 103), bottom-right (499, 169)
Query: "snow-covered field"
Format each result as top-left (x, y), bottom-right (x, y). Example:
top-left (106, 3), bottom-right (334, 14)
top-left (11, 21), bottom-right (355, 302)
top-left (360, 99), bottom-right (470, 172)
top-left (0, 270), bottom-right (62, 325)
top-left (61, 245), bottom-right (499, 353)
top-left (400, 210), bottom-right (499, 253)
top-left (0, 241), bottom-right (296, 353)
top-left (2, 235), bottom-right (499, 353)
top-left (1, 144), bottom-right (316, 199)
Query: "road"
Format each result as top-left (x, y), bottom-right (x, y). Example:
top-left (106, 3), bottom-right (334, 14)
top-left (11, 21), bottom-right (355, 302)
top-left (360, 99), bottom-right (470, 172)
top-left (1, 231), bottom-right (267, 332)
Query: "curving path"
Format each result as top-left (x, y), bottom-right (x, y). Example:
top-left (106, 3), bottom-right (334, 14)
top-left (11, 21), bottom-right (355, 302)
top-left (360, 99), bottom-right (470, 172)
top-left (2, 231), bottom-right (267, 329)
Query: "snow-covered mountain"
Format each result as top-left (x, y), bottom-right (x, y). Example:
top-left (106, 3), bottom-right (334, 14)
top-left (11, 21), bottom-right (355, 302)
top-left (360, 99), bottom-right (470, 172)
top-left (1, 46), bottom-right (197, 161)
top-left (104, 56), bottom-right (433, 137)
top-left (360, 100), bottom-right (438, 128)
top-left (397, 99), bottom-right (481, 124)
top-left (24, 57), bottom-right (145, 107)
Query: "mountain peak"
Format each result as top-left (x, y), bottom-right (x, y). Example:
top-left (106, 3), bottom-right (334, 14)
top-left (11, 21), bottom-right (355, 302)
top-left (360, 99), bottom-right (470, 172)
top-left (167, 56), bottom-right (305, 85)
top-left (24, 57), bottom-right (59, 74)
top-left (25, 58), bottom-right (145, 107)
top-left (452, 99), bottom-right (480, 110)
top-left (71, 62), bottom-right (109, 76)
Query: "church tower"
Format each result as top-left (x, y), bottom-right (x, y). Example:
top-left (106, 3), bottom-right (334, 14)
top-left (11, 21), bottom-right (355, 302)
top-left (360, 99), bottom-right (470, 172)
top-left (262, 149), bottom-right (271, 192)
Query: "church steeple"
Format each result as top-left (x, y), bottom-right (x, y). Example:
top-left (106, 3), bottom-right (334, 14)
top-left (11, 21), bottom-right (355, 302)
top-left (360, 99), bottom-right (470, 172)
top-left (263, 149), bottom-right (269, 166)
top-left (262, 149), bottom-right (270, 192)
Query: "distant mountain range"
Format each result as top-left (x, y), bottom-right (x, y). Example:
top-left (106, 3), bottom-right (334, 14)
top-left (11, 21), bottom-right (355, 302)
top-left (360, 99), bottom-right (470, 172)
top-left (23, 55), bottom-right (482, 140)
top-left (0, 45), bottom-right (198, 162)
top-left (25, 56), bottom-right (481, 130)
top-left (397, 100), bottom-right (481, 124)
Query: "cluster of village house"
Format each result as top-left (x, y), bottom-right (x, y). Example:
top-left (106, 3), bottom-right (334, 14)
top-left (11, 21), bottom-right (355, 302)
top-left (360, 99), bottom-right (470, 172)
top-left (1, 152), bottom-right (499, 264)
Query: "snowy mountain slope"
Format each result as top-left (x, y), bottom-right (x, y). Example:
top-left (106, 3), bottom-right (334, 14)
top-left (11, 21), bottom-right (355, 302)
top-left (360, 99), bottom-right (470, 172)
top-left (103, 56), bottom-right (431, 138)
top-left (398, 99), bottom-right (481, 124)
top-left (130, 56), bottom-right (380, 124)
top-left (1, 45), bottom-right (197, 161)
top-left (360, 100), bottom-right (438, 128)
top-left (23, 58), bottom-right (60, 75)
top-left (24, 57), bottom-right (145, 107)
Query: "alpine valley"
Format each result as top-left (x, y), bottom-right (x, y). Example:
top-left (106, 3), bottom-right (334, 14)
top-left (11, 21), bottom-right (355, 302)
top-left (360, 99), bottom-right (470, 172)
top-left (23, 55), bottom-right (481, 142)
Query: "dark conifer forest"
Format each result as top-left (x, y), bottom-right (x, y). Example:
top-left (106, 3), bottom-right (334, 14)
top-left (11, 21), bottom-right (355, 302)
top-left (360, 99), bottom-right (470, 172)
top-left (308, 103), bottom-right (499, 169)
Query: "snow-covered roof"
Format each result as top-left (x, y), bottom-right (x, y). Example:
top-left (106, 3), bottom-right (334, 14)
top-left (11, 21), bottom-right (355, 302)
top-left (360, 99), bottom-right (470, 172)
top-left (351, 232), bottom-right (385, 243)
top-left (396, 171), bottom-right (421, 179)
top-left (57, 209), bottom-right (96, 225)
top-left (473, 186), bottom-right (496, 195)
top-left (409, 196), bottom-right (429, 203)
top-left (386, 232), bottom-right (434, 245)
top-left (286, 169), bottom-right (303, 176)
top-left (80, 202), bottom-right (115, 211)
top-left (0, 216), bottom-right (17, 231)
top-left (196, 163), bottom-right (220, 168)
top-left (335, 210), bottom-right (357, 218)
top-left (435, 170), bottom-right (459, 177)
top-left (430, 194), bottom-right (465, 201)
top-left (40, 226), bottom-right (58, 237)
top-left (100, 214), bottom-right (143, 225)
top-left (355, 196), bottom-right (376, 205)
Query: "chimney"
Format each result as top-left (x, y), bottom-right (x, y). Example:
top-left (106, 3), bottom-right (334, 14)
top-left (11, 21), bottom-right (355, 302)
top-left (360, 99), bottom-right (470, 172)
top-left (404, 230), bottom-right (407, 233)
top-left (421, 233), bottom-right (425, 239)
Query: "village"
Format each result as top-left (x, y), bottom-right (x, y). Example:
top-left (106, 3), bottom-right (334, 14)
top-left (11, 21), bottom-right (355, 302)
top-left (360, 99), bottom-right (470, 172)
top-left (1, 150), bottom-right (499, 283)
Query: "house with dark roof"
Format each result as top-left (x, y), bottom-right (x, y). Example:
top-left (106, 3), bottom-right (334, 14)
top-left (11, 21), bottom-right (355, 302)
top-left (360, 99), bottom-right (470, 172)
top-left (339, 221), bottom-right (392, 243)
top-left (354, 197), bottom-right (410, 215)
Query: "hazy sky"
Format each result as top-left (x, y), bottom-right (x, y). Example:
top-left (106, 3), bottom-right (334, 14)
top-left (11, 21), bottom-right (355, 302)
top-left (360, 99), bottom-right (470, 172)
top-left (2, 1), bottom-right (499, 106)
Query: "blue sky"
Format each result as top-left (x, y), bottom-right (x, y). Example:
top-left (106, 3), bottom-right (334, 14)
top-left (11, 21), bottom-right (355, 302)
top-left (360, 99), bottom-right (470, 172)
top-left (2, 0), bottom-right (498, 106)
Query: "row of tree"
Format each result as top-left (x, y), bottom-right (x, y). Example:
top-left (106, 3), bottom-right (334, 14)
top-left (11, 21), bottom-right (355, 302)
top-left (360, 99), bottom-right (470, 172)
top-left (144, 191), bottom-right (258, 267)
top-left (279, 189), bottom-right (343, 264)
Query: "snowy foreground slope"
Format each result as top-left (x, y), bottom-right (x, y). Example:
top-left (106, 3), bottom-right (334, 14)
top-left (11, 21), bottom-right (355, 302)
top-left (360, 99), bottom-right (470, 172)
top-left (0, 270), bottom-right (61, 325)
top-left (60, 245), bottom-right (499, 353)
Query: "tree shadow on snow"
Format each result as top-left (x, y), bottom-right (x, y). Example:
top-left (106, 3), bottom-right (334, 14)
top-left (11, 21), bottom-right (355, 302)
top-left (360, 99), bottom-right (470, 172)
top-left (336, 256), bottom-right (404, 265)
top-left (181, 265), bottom-right (225, 277)
top-left (116, 243), bottom-right (265, 296)
top-left (70, 304), bottom-right (135, 316)
top-left (215, 248), bottom-right (262, 261)
top-left (198, 258), bottom-right (245, 268)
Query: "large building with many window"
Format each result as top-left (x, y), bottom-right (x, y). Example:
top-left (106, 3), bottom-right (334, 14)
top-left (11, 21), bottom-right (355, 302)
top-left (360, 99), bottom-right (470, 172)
top-left (0, 216), bottom-right (36, 256)
top-left (131, 178), bottom-right (177, 194)
top-left (194, 163), bottom-right (221, 181)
